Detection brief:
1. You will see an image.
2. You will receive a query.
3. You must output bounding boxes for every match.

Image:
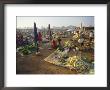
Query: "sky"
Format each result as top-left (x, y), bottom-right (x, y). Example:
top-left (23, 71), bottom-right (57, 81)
top-left (16, 16), bottom-right (94, 29)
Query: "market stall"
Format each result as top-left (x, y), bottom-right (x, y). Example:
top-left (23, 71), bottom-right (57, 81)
top-left (44, 29), bottom-right (94, 74)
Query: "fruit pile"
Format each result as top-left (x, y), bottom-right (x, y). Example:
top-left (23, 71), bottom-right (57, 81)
top-left (52, 49), bottom-right (94, 74)
top-left (67, 56), bottom-right (94, 74)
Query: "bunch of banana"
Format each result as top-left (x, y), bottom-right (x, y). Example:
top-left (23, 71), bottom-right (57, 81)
top-left (73, 33), bottom-right (79, 39)
top-left (65, 41), bottom-right (71, 47)
top-left (67, 56), bottom-right (79, 66)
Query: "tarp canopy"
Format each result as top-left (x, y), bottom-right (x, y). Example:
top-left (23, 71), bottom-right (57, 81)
top-left (67, 29), bottom-right (73, 31)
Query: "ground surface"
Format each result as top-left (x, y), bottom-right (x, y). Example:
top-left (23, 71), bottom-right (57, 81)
top-left (16, 48), bottom-right (78, 74)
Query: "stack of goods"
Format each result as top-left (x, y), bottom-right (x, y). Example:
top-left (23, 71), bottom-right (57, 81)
top-left (44, 48), bottom-right (94, 74)
top-left (71, 30), bottom-right (94, 52)
top-left (66, 56), bottom-right (94, 74)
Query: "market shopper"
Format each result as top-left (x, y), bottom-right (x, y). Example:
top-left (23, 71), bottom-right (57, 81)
top-left (38, 32), bottom-right (43, 49)
top-left (38, 32), bottom-right (42, 43)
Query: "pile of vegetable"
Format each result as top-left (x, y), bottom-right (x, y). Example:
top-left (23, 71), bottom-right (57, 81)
top-left (17, 43), bottom-right (36, 55)
top-left (66, 56), bottom-right (94, 74)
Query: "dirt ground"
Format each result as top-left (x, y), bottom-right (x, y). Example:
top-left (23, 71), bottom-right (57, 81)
top-left (16, 49), bottom-right (78, 74)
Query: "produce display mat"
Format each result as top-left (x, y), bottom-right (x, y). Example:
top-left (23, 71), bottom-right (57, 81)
top-left (44, 51), bottom-right (75, 70)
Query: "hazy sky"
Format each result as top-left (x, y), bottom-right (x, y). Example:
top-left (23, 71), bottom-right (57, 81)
top-left (17, 16), bottom-right (94, 29)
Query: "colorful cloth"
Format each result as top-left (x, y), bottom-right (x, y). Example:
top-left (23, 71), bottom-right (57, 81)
top-left (51, 39), bottom-right (57, 49)
top-left (38, 32), bottom-right (42, 42)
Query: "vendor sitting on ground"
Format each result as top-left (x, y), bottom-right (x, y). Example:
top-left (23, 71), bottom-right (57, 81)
top-left (51, 38), bottom-right (57, 49)
top-left (57, 36), bottom-right (62, 46)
